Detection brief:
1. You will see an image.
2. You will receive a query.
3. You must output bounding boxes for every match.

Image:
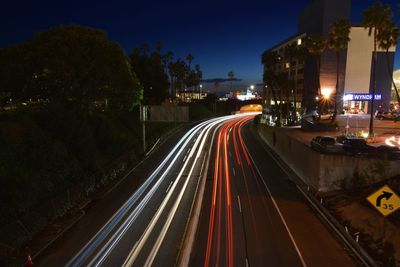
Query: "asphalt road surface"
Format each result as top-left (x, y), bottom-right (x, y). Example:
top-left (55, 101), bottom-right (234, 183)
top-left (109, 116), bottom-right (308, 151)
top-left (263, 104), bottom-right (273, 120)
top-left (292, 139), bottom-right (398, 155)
top-left (63, 115), bottom-right (249, 267)
top-left (38, 114), bottom-right (360, 267)
top-left (191, 116), bottom-right (357, 267)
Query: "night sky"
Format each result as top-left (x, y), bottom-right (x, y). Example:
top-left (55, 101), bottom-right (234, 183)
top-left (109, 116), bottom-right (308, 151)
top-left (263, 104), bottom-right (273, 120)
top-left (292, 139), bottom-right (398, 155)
top-left (1, 0), bottom-right (399, 93)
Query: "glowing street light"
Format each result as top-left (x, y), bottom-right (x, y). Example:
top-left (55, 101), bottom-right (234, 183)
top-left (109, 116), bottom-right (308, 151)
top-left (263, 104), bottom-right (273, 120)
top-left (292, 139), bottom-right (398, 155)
top-left (321, 87), bottom-right (333, 99)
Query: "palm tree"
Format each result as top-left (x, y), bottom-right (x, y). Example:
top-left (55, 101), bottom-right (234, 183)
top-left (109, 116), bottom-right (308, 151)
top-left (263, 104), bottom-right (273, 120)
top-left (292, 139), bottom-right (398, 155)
top-left (194, 64), bottom-right (202, 99)
top-left (228, 71), bottom-right (235, 92)
top-left (262, 50), bottom-right (282, 125)
top-left (155, 41), bottom-right (163, 54)
top-left (140, 43), bottom-right (149, 57)
top-left (307, 34), bottom-right (327, 119)
top-left (328, 19), bottom-right (351, 122)
top-left (377, 19), bottom-right (400, 105)
top-left (186, 53), bottom-right (194, 68)
top-left (162, 51), bottom-right (174, 99)
top-left (363, 1), bottom-right (392, 137)
top-left (284, 43), bottom-right (297, 122)
top-left (262, 51), bottom-right (279, 103)
top-left (307, 34), bottom-right (327, 98)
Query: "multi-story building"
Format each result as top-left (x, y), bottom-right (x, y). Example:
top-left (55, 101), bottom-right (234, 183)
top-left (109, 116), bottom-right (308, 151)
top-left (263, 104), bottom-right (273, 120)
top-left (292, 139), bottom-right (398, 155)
top-left (263, 33), bottom-right (306, 110)
top-left (262, 0), bottom-right (396, 114)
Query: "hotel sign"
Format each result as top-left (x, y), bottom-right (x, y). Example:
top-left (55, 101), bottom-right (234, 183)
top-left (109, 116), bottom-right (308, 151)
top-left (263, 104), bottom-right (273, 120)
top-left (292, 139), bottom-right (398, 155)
top-left (344, 94), bottom-right (382, 101)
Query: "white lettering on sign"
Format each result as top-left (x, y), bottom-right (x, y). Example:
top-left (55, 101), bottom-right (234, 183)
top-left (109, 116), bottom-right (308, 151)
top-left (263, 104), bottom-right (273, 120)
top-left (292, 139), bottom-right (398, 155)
top-left (344, 94), bottom-right (382, 101)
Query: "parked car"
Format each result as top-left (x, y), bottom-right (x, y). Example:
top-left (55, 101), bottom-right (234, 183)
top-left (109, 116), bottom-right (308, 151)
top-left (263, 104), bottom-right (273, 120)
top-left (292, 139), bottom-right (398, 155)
top-left (310, 136), bottom-right (344, 154)
top-left (376, 111), bottom-right (400, 121)
top-left (337, 137), bottom-right (374, 156)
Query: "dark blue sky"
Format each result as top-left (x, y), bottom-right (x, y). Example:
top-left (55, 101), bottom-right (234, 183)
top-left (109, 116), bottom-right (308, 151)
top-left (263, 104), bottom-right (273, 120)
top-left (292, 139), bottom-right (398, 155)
top-left (1, 0), bottom-right (399, 92)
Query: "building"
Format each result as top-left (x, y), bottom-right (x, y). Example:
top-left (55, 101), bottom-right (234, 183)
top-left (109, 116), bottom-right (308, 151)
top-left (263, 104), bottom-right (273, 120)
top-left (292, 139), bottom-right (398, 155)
top-left (263, 33), bottom-right (306, 109)
top-left (262, 0), bottom-right (396, 114)
top-left (391, 69), bottom-right (400, 107)
top-left (176, 90), bottom-right (208, 102)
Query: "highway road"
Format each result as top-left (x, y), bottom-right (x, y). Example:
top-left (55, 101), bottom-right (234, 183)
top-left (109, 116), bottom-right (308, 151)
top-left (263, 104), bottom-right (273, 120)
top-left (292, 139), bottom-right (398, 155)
top-left (66, 115), bottom-right (248, 267)
top-left (54, 113), bottom-right (360, 267)
top-left (191, 116), bottom-right (358, 267)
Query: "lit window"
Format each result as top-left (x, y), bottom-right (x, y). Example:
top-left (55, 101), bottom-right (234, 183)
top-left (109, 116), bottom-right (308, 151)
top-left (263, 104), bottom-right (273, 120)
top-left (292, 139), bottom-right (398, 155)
top-left (285, 62), bottom-right (290, 69)
top-left (297, 38), bottom-right (302, 46)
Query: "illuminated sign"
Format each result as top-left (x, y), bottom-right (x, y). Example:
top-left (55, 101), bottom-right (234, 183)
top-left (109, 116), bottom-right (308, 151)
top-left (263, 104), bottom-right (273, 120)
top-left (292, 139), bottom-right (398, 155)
top-left (343, 94), bottom-right (382, 101)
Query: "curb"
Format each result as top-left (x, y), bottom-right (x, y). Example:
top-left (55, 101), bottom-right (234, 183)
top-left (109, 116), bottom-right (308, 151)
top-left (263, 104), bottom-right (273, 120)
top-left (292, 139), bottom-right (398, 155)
top-left (32, 210), bottom-right (85, 260)
top-left (177, 125), bottom-right (217, 267)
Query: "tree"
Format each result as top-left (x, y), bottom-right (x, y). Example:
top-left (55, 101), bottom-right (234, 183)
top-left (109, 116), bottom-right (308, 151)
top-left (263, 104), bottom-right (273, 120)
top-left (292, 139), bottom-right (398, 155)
top-left (155, 41), bottom-right (163, 54)
top-left (168, 59), bottom-right (190, 99)
top-left (307, 34), bottom-right (327, 98)
top-left (328, 19), bottom-right (351, 122)
top-left (307, 34), bottom-right (327, 119)
top-left (283, 43), bottom-right (298, 124)
top-left (184, 65), bottom-right (202, 98)
top-left (129, 44), bottom-right (170, 105)
top-left (186, 53), bottom-right (194, 68)
top-left (228, 71), bottom-right (235, 92)
top-left (161, 51), bottom-right (174, 98)
top-left (377, 18), bottom-right (400, 106)
top-left (262, 50), bottom-right (281, 125)
top-left (0, 25), bottom-right (143, 110)
top-left (363, 1), bottom-right (392, 137)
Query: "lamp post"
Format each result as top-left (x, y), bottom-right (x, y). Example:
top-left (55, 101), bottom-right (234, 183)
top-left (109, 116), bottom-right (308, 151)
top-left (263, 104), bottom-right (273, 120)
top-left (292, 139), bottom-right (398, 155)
top-left (199, 84), bottom-right (203, 100)
top-left (140, 104), bottom-right (147, 153)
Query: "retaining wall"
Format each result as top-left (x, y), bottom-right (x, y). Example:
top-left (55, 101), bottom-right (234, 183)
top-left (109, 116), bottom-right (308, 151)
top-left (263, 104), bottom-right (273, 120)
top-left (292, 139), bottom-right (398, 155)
top-left (257, 124), bottom-right (400, 192)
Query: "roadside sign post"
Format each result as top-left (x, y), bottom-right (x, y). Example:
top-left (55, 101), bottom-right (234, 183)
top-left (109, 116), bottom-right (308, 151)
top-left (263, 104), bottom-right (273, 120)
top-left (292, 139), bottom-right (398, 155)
top-left (366, 185), bottom-right (400, 248)
top-left (140, 104), bottom-right (147, 153)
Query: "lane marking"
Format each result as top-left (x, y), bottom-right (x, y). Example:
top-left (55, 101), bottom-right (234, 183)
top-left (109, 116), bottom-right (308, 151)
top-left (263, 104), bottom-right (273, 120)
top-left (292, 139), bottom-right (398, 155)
top-left (166, 181), bottom-right (174, 194)
top-left (237, 195), bottom-right (242, 213)
top-left (69, 119), bottom-right (212, 266)
top-left (183, 155), bottom-right (187, 162)
top-left (241, 125), bottom-right (308, 267)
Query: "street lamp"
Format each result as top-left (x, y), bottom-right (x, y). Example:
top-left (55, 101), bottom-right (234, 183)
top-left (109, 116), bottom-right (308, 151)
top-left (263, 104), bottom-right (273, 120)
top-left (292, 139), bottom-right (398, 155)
top-left (321, 87), bottom-right (333, 100)
top-left (199, 84), bottom-right (203, 100)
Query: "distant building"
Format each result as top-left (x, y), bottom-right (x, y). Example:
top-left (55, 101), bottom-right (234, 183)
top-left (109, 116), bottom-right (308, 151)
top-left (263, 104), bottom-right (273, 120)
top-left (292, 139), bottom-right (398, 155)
top-left (263, 33), bottom-right (306, 109)
top-left (262, 0), bottom-right (396, 114)
top-left (236, 89), bottom-right (259, 101)
top-left (176, 90), bottom-right (208, 102)
top-left (392, 69), bottom-right (400, 103)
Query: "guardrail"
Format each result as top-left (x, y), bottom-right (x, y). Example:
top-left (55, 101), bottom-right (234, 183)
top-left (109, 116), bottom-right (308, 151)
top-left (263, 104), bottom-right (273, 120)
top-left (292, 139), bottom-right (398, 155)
top-left (256, 125), bottom-right (378, 267)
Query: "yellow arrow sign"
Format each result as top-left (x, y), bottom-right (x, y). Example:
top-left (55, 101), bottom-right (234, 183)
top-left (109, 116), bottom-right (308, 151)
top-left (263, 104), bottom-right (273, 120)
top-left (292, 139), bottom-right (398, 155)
top-left (366, 185), bottom-right (400, 217)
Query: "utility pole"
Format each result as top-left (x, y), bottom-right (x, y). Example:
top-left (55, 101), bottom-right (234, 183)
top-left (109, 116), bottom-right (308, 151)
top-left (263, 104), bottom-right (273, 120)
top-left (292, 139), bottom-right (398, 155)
top-left (140, 104), bottom-right (146, 153)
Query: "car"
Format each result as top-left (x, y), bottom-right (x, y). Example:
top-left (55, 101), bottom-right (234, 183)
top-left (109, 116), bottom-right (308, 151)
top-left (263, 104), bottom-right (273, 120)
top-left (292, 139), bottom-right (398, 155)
top-left (376, 111), bottom-right (400, 121)
top-left (320, 111), bottom-right (333, 121)
top-left (337, 137), bottom-right (374, 156)
top-left (310, 136), bottom-right (344, 154)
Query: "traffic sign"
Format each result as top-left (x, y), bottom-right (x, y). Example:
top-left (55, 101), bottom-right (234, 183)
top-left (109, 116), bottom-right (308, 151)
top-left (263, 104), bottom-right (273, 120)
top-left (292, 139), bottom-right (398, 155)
top-left (366, 185), bottom-right (400, 217)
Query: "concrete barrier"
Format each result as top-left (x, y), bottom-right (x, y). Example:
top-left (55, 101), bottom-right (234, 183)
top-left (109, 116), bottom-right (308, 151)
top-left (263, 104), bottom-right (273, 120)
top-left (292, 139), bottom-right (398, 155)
top-left (257, 124), bottom-right (400, 192)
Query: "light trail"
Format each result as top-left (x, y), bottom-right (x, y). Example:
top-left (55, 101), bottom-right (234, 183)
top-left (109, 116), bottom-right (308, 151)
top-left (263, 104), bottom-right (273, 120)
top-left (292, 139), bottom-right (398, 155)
top-left (123, 118), bottom-right (229, 266)
top-left (68, 113), bottom-right (255, 267)
top-left (204, 116), bottom-right (255, 267)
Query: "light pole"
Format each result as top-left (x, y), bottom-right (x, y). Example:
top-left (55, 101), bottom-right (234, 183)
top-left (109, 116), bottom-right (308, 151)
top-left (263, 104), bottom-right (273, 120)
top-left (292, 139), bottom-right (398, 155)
top-left (199, 84), bottom-right (203, 100)
top-left (140, 104), bottom-right (147, 153)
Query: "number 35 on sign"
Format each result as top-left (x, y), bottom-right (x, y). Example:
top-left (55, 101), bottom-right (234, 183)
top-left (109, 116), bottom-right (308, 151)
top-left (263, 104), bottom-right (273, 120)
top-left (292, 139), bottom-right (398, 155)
top-left (366, 185), bottom-right (400, 217)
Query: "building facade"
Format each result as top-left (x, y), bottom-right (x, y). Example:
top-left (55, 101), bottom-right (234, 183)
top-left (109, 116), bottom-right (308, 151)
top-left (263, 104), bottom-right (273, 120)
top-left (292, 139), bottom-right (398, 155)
top-left (262, 0), bottom-right (396, 114)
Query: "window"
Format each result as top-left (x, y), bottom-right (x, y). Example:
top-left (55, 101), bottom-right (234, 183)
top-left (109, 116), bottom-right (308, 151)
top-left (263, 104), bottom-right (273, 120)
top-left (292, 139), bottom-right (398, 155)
top-left (285, 62), bottom-right (290, 69)
top-left (297, 38), bottom-right (302, 46)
